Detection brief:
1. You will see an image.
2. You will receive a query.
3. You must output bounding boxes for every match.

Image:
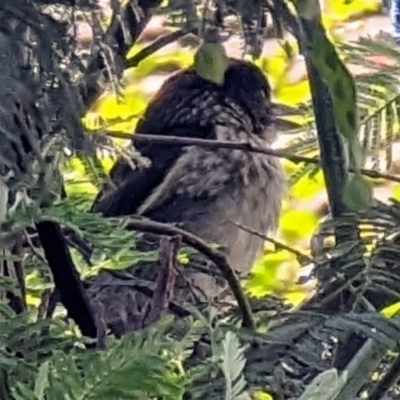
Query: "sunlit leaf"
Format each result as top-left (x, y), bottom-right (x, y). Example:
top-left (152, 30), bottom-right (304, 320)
top-left (342, 173), bottom-right (373, 211)
top-left (194, 29), bottom-right (228, 85)
top-left (280, 209), bottom-right (319, 242)
top-left (290, 170), bottom-right (325, 200)
top-left (248, 251), bottom-right (301, 297)
top-left (381, 301), bottom-right (400, 319)
top-left (251, 391), bottom-right (274, 400)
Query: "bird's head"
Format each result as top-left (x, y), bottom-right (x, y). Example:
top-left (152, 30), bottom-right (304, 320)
top-left (137, 58), bottom-right (299, 145)
top-left (221, 59), bottom-right (274, 134)
top-left (225, 58), bottom-right (302, 135)
top-left (169, 58), bottom-right (298, 136)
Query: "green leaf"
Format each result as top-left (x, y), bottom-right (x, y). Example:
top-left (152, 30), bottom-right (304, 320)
top-left (308, 24), bottom-right (358, 143)
top-left (342, 173), bottom-right (373, 211)
top-left (295, 1), bottom-right (366, 177)
top-left (296, 0), bottom-right (320, 20)
top-left (0, 354), bottom-right (18, 368)
top-left (12, 383), bottom-right (40, 400)
top-left (298, 368), bottom-right (348, 400)
top-left (280, 209), bottom-right (319, 243)
top-left (34, 361), bottom-right (50, 400)
top-left (194, 29), bottom-right (228, 85)
top-left (221, 331), bottom-right (250, 400)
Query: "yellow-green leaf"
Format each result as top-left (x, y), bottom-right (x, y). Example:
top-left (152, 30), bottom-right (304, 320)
top-left (342, 173), bottom-right (373, 211)
top-left (194, 30), bottom-right (228, 85)
top-left (294, 1), bottom-right (364, 174)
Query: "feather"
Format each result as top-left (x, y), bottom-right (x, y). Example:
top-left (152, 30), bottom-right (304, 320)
top-left (89, 59), bottom-right (288, 333)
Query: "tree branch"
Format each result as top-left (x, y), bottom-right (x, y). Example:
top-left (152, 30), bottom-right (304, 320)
top-left (142, 235), bottom-right (180, 326)
top-left (36, 220), bottom-right (98, 338)
top-left (100, 130), bottom-right (400, 184)
top-left (125, 29), bottom-right (191, 69)
top-left (79, 0), bottom-right (163, 109)
top-left (119, 217), bottom-right (255, 330)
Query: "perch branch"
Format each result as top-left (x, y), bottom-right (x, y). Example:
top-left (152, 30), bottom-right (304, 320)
top-left (119, 217), bottom-right (255, 330)
top-left (142, 235), bottom-right (180, 326)
top-left (101, 130), bottom-right (400, 184)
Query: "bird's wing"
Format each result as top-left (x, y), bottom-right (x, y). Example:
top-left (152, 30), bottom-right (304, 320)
top-left (136, 147), bottom-right (219, 220)
top-left (91, 154), bottom-right (172, 217)
top-left (91, 71), bottom-right (218, 217)
top-left (136, 123), bottom-right (249, 223)
top-left (91, 122), bottom-right (211, 217)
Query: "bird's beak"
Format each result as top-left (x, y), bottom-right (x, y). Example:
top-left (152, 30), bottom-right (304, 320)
top-left (270, 102), bottom-right (303, 131)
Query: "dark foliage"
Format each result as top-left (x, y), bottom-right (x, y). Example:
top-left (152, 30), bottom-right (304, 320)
top-left (3, 0), bottom-right (400, 399)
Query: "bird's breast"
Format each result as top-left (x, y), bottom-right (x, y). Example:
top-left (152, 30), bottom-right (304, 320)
top-left (191, 147), bottom-right (286, 274)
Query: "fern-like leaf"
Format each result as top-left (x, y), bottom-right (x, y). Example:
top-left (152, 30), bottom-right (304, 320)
top-left (221, 331), bottom-right (250, 400)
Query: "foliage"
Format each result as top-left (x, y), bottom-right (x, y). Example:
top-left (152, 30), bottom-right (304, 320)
top-left (2, 0), bottom-right (400, 399)
top-left (221, 331), bottom-right (249, 400)
top-left (7, 314), bottom-right (189, 400)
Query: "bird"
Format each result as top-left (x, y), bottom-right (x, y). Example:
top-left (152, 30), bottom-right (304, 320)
top-left (88, 58), bottom-right (288, 332)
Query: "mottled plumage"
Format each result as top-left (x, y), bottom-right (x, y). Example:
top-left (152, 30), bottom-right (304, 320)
top-left (89, 59), bottom-right (287, 329)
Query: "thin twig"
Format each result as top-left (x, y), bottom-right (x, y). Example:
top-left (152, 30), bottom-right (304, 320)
top-left (265, 237), bottom-right (313, 262)
top-left (104, 130), bottom-right (314, 163)
top-left (79, 0), bottom-right (161, 109)
top-left (125, 29), bottom-right (190, 69)
top-left (23, 230), bottom-right (48, 266)
top-left (117, 217), bottom-right (255, 330)
top-left (6, 238), bottom-right (26, 314)
top-left (232, 222), bottom-right (314, 263)
top-left (101, 130), bottom-right (400, 184)
top-left (142, 235), bottom-right (180, 326)
top-left (45, 290), bottom-right (59, 320)
top-left (37, 289), bottom-right (52, 321)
